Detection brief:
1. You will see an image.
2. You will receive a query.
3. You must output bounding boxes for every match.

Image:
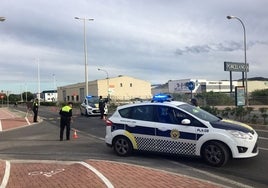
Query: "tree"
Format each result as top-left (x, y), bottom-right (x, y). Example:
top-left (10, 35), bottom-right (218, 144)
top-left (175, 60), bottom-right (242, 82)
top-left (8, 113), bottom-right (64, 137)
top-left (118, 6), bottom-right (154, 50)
top-left (196, 91), bottom-right (234, 106)
top-left (22, 92), bottom-right (34, 102)
top-left (251, 89), bottom-right (268, 105)
top-left (259, 107), bottom-right (268, 125)
top-left (8, 94), bottom-right (21, 104)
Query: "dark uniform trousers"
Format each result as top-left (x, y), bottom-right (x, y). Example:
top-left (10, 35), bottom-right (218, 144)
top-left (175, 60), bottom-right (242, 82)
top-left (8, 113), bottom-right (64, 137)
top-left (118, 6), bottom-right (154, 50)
top-left (60, 116), bottom-right (71, 140)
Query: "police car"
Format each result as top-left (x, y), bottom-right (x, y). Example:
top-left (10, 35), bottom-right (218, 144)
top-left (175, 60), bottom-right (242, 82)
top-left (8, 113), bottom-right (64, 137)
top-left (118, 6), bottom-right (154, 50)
top-left (105, 94), bottom-right (258, 167)
top-left (80, 96), bottom-right (101, 116)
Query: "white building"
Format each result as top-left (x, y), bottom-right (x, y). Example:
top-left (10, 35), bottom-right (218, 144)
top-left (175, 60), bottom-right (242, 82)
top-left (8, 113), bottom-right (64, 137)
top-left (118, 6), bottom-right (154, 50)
top-left (151, 78), bottom-right (268, 95)
top-left (168, 79), bottom-right (239, 94)
top-left (41, 90), bottom-right (58, 102)
top-left (57, 75), bottom-right (152, 102)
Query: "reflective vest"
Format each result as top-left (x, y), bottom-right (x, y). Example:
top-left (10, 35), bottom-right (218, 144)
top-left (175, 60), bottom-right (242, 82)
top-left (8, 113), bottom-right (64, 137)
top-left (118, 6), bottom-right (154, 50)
top-left (60, 105), bottom-right (72, 117)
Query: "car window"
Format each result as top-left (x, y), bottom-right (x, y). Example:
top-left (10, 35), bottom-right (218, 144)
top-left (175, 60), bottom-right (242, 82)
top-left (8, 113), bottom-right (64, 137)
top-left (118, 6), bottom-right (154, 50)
top-left (119, 107), bottom-right (132, 118)
top-left (156, 106), bottom-right (177, 124)
top-left (178, 104), bottom-right (220, 122)
top-left (119, 105), bottom-right (154, 121)
top-left (156, 106), bottom-right (206, 127)
top-left (173, 108), bottom-right (206, 127)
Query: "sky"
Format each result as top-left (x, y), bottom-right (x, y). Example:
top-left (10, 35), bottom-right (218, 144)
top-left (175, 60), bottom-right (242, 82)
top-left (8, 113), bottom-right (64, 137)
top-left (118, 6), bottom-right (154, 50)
top-left (0, 0), bottom-right (268, 94)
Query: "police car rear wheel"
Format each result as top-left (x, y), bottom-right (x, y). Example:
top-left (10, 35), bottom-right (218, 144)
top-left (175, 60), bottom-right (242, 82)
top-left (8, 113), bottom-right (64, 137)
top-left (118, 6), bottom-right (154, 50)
top-left (202, 141), bottom-right (230, 167)
top-left (113, 136), bottom-right (133, 156)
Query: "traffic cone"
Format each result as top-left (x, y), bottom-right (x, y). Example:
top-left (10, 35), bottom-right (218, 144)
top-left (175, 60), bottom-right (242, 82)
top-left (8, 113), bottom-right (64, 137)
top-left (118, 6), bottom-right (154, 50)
top-left (73, 130), bottom-right (78, 139)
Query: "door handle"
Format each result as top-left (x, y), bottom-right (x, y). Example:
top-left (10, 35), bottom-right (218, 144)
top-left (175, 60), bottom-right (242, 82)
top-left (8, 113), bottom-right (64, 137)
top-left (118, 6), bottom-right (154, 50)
top-left (158, 127), bottom-right (168, 131)
top-left (127, 124), bottom-right (136, 127)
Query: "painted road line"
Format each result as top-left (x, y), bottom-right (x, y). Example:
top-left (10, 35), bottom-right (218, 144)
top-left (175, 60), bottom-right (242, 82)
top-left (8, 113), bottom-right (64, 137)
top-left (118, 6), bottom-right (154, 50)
top-left (78, 161), bottom-right (114, 188)
top-left (0, 120), bottom-right (2, 131)
top-left (259, 136), bottom-right (268, 140)
top-left (259, 147), bottom-right (268, 151)
top-left (25, 117), bottom-right (31, 125)
top-left (0, 161), bottom-right (11, 188)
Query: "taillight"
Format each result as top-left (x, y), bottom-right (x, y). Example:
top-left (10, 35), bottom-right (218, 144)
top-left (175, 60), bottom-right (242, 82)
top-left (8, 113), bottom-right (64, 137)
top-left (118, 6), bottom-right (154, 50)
top-left (106, 119), bottom-right (113, 126)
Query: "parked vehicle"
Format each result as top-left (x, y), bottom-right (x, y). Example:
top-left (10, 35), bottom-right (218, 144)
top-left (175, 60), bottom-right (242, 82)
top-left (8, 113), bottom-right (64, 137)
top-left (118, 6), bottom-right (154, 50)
top-left (80, 96), bottom-right (100, 116)
top-left (80, 95), bottom-right (109, 116)
top-left (105, 94), bottom-right (258, 167)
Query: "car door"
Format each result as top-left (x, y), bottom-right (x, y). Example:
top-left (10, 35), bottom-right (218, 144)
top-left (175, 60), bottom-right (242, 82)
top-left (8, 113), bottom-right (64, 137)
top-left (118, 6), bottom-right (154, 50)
top-left (120, 104), bottom-right (158, 152)
top-left (80, 98), bottom-right (88, 115)
top-left (154, 105), bottom-right (200, 156)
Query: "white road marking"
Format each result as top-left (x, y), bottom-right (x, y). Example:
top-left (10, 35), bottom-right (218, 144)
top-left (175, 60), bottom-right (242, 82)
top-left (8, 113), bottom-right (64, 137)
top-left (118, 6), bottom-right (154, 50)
top-left (259, 147), bottom-right (268, 151)
top-left (256, 129), bottom-right (268, 133)
top-left (78, 161), bottom-right (114, 188)
top-left (28, 169), bottom-right (65, 177)
top-left (0, 120), bottom-right (2, 131)
top-left (259, 136), bottom-right (268, 140)
top-left (0, 161), bottom-right (11, 188)
top-left (25, 117), bottom-right (31, 125)
top-left (192, 168), bottom-right (254, 188)
top-left (168, 160), bottom-right (253, 188)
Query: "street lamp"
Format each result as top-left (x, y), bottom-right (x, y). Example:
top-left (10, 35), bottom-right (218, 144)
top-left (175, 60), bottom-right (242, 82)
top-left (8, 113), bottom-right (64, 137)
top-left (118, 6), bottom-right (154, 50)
top-left (0, 17), bottom-right (5, 22)
top-left (98, 68), bottom-right (109, 98)
top-left (75, 17), bottom-right (94, 97)
top-left (227, 15), bottom-right (248, 106)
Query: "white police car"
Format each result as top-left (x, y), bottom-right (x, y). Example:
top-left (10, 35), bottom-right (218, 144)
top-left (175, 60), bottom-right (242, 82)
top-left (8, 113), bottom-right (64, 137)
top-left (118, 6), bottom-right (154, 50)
top-left (105, 94), bottom-right (258, 167)
top-left (80, 96), bottom-right (101, 116)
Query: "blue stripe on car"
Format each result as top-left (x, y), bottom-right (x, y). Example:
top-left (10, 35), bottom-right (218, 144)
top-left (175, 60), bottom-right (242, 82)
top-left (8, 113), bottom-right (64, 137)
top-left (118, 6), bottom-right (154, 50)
top-left (112, 123), bottom-right (203, 140)
top-left (210, 120), bottom-right (254, 134)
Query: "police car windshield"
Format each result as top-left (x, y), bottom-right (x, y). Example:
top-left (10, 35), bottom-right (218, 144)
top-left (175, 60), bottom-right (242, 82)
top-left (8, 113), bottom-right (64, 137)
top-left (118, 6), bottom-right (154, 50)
top-left (86, 96), bottom-right (99, 106)
top-left (178, 104), bottom-right (220, 122)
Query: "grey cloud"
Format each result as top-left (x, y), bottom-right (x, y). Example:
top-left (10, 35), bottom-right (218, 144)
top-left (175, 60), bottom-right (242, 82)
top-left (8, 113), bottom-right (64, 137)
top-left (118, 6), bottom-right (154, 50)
top-left (175, 41), bottom-right (268, 55)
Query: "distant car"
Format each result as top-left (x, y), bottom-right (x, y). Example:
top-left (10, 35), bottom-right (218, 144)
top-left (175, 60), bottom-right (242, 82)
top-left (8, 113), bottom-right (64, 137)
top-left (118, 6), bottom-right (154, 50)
top-left (131, 98), bottom-right (143, 103)
top-left (105, 94), bottom-right (258, 167)
top-left (80, 96), bottom-right (100, 116)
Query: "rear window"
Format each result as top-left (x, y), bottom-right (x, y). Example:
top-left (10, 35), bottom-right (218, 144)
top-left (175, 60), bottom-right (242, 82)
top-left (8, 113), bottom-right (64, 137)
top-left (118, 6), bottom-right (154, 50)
top-left (119, 105), bottom-right (154, 121)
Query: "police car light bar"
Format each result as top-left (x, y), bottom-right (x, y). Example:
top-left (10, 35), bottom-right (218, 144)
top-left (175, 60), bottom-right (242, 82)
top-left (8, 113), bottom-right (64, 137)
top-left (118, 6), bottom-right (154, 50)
top-left (152, 94), bottom-right (172, 102)
top-left (86, 95), bottom-right (98, 99)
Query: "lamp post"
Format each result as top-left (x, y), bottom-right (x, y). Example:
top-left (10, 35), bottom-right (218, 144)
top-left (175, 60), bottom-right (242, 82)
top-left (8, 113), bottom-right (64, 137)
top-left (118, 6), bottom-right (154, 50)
top-left (75, 17), bottom-right (94, 97)
top-left (0, 17), bottom-right (5, 22)
top-left (98, 68), bottom-right (109, 98)
top-left (227, 15), bottom-right (248, 106)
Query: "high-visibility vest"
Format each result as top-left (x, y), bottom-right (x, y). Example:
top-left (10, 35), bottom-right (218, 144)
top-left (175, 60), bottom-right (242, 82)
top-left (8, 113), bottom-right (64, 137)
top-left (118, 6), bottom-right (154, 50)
top-left (60, 105), bottom-right (72, 117)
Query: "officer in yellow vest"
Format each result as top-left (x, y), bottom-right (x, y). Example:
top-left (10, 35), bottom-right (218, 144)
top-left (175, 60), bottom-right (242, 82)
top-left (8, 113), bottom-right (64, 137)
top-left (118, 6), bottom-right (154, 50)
top-left (59, 102), bottom-right (73, 141)
top-left (32, 98), bottom-right (39, 122)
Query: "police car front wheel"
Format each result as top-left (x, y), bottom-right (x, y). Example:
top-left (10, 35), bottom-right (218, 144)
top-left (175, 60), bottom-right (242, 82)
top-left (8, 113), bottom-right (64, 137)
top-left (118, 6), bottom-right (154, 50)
top-left (113, 136), bottom-right (133, 156)
top-left (202, 141), bottom-right (230, 167)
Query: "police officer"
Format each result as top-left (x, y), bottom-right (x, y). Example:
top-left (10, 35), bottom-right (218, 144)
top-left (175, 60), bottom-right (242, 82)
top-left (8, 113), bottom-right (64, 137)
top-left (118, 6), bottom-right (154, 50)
top-left (32, 98), bottom-right (39, 122)
top-left (99, 96), bottom-right (105, 120)
top-left (59, 102), bottom-right (73, 141)
top-left (190, 98), bottom-right (199, 107)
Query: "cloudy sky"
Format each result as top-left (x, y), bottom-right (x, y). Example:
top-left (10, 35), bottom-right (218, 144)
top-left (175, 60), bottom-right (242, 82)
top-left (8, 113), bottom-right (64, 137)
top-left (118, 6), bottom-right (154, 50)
top-left (0, 0), bottom-right (267, 94)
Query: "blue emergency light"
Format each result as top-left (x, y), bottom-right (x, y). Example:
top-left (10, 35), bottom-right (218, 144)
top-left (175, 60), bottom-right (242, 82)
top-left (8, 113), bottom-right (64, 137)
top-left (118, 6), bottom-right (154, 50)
top-left (152, 94), bottom-right (173, 102)
top-left (86, 95), bottom-right (93, 99)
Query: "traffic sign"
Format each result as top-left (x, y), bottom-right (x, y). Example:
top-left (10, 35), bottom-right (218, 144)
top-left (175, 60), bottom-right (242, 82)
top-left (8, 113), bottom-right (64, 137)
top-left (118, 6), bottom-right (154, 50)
top-left (187, 81), bottom-right (195, 91)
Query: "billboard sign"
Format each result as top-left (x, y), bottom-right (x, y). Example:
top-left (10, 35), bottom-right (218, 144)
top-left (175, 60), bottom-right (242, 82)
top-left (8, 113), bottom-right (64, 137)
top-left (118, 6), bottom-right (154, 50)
top-left (224, 62), bottom-right (249, 72)
top-left (235, 86), bottom-right (245, 106)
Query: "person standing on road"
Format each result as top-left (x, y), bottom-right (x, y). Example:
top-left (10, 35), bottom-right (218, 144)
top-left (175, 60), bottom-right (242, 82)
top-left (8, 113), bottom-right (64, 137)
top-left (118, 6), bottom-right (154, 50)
top-left (99, 96), bottom-right (105, 120)
top-left (32, 98), bottom-right (39, 122)
top-left (59, 102), bottom-right (73, 141)
top-left (190, 98), bottom-right (199, 107)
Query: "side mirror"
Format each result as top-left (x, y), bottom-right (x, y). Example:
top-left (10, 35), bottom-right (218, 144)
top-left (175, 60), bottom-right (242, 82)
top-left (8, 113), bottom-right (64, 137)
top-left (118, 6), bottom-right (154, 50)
top-left (181, 119), bottom-right (191, 125)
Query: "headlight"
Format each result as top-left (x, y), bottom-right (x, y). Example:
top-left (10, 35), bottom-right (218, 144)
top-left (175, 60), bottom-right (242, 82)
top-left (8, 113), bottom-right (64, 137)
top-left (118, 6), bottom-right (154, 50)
top-left (227, 130), bottom-right (253, 140)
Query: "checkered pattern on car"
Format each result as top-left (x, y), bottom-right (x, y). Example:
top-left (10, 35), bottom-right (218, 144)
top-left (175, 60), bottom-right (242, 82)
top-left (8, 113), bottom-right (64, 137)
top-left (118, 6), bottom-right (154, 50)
top-left (135, 135), bottom-right (196, 156)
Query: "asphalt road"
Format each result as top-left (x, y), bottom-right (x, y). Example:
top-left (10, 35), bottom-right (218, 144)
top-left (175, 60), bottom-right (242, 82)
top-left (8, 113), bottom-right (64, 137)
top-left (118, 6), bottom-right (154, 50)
top-left (0, 105), bottom-right (267, 188)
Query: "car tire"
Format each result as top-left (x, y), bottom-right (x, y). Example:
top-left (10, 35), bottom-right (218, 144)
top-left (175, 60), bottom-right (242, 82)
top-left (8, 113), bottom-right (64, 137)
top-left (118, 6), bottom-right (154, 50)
top-left (201, 141), bottom-right (230, 167)
top-left (113, 136), bottom-right (133, 156)
top-left (85, 109), bottom-right (89, 117)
